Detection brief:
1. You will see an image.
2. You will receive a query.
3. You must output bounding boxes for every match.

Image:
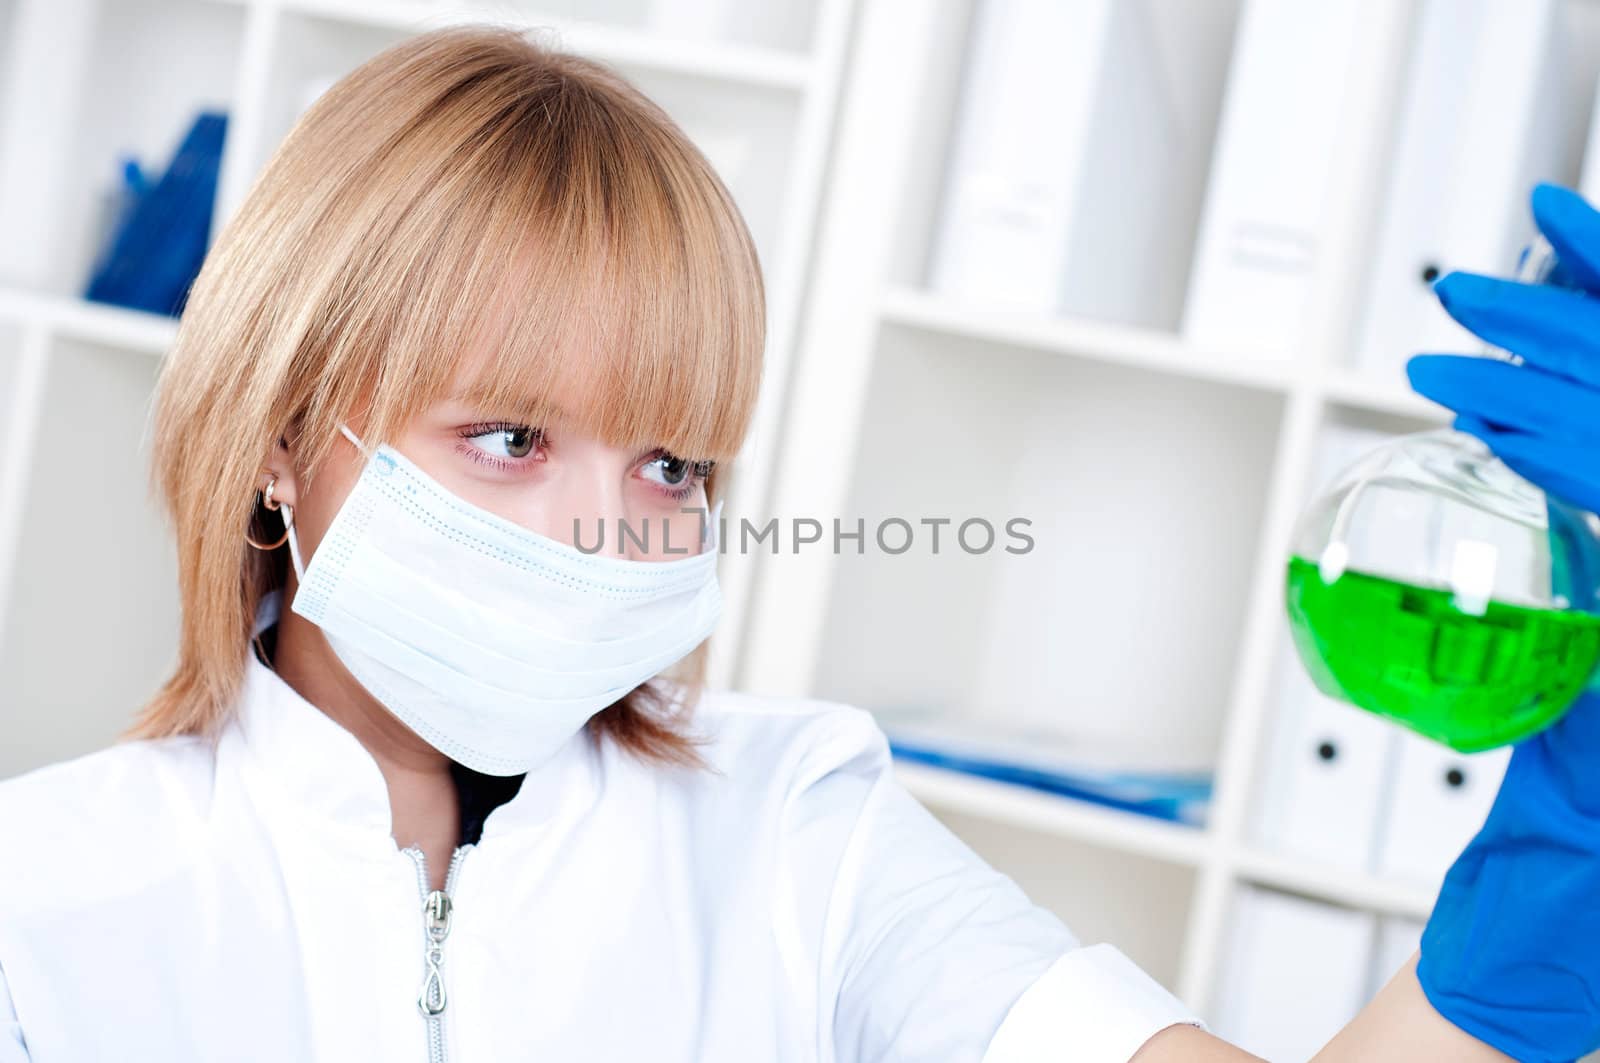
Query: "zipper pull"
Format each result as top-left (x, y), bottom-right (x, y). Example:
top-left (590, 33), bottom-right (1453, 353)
top-left (417, 889), bottom-right (453, 1018)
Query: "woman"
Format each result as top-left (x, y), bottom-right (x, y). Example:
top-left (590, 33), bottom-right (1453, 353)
top-left (0, 24), bottom-right (1595, 1063)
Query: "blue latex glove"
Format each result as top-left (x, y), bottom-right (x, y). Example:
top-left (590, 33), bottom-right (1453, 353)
top-left (1405, 183), bottom-right (1600, 1062)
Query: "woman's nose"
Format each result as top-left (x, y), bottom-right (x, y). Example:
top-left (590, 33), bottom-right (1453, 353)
top-left (552, 478), bottom-right (632, 557)
top-left (565, 488), bottom-right (706, 562)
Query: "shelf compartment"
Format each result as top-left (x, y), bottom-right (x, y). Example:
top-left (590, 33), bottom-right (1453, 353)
top-left (809, 322), bottom-right (1284, 773)
top-left (879, 0), bottom-right (1243, 332)
top-left (0, 0), bottom-right (246, 300)
top-left (247, 8), bottom-right (800, 276)
top-left (0, 333), bottom-right (179, 780)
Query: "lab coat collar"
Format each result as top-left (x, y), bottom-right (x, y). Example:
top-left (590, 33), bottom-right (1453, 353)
top-left (232, 589), bottom-right (602, 847)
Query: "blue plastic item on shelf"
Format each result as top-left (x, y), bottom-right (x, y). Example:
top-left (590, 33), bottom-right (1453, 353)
top-left (879, 713), bottom-right (1213, 826)
top-left (84, 109), bottom-right (228, 318)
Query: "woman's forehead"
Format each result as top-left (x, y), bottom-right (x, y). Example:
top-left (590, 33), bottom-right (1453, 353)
top-left (384, 230), bottom-right (754, 461)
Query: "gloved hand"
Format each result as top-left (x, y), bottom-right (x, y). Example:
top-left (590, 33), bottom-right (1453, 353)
top-left (1404, 182), bottom-right (1600, 1063)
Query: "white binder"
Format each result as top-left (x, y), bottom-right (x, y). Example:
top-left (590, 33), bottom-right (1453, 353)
top-left (1180, 0), bottom-right (1371, 354)
top-left (928, 0), bottom-right (1190, 327)
top-left (1374, 733), bottom-right (1509, 890)
top-left (1354, 0), bottom-right (1573, 377)
top-left (1213, 886), bottom-right (1377, 1063)
top-left (1258, 668), bottom-right (1401, 873)
top-left (1257, 422), bottom-right (1405, 873)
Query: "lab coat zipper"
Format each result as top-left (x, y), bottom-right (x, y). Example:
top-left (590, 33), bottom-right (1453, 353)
top-left (405, 844), bottom-right (473, 1063)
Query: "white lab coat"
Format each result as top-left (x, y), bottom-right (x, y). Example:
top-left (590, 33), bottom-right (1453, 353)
top-left (0, 590), bottom-right (1200, 1061)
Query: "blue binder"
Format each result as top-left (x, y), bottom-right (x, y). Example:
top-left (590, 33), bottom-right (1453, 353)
top-left (881, 714), bottom-right (1213, 826)
top-left (85, 110), bottom-right (228, 318)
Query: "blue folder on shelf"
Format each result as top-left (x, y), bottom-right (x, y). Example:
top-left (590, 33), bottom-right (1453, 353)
top-left (84, 109), bottom-right (228, 318)
top-left (879, 713), bottom-right (1213, 826)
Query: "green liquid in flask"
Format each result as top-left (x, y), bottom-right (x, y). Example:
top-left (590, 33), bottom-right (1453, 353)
top-left (1284, 555), bottom-right (1600, 752)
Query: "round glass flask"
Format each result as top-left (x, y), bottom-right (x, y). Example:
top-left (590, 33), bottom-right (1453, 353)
top-left (1284, 237), bottom-right (1600, 752)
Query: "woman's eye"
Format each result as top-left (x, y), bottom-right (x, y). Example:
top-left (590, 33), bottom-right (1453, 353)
top-left (467, 424), bottom-right (541, 459)
top-left (642, 452), bottom-right (713, 489)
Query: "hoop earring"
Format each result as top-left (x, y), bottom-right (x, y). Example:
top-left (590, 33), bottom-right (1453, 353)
top-left (246, 473), bottom-right (293, 550)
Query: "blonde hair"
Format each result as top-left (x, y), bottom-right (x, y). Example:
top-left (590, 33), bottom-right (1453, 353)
top-left (135, 23), bottom-right (765, 765)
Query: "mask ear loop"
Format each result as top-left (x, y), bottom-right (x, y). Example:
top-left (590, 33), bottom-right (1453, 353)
top-left (276, 424), bottom-right (366, 582)
top-left (282, 503), bottom-right (306, 582)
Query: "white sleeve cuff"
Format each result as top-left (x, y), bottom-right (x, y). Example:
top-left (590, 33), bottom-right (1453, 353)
top-left (980, 943), bottom-right (1205, 1063)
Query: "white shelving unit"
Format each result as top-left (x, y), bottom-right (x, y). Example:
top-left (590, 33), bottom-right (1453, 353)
top-left (0, 0), bottom-right (854, 773)
top-left (9, 0), bottom-right (1600, 1036)
top-left (736, 0), bottom-right (1600, 1017)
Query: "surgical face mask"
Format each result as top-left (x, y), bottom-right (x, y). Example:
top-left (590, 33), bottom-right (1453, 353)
top-left (285, 424), bottom-right (724, 775)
